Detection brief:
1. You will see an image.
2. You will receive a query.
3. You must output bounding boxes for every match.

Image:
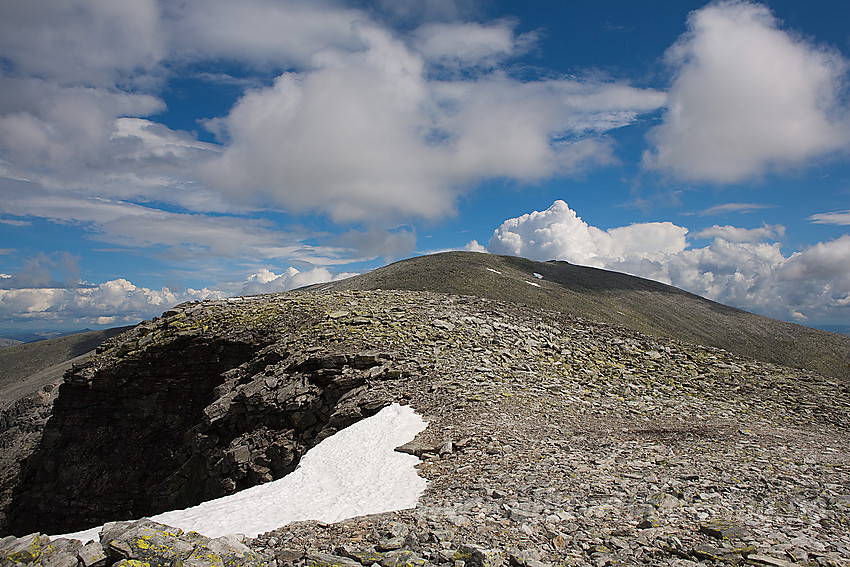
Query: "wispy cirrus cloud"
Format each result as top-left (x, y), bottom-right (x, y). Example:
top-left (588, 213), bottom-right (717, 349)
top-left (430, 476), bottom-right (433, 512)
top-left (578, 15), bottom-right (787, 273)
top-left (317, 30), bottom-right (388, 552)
top-left (808, 210), bottom-right (850, 225)
top-left (0, 180), bottom-right (351, 266)
top-left (691, 202), bottom-right (776, 216)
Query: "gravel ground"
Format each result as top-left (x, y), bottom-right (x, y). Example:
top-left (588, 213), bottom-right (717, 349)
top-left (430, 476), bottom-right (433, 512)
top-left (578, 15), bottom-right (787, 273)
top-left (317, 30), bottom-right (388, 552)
top-left (246, 290), bottom-right (850, 567)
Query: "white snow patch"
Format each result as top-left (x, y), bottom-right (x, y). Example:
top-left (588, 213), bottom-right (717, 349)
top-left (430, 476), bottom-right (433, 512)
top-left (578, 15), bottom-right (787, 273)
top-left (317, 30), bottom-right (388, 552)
top-left (525, 281), bottom-right (541, 287)
top-left (486, 268), bottom-right (502, 274)
top-left (55, 403), bottom-right (427, 542)
top-left (533, 273), bottom-right (543, 279)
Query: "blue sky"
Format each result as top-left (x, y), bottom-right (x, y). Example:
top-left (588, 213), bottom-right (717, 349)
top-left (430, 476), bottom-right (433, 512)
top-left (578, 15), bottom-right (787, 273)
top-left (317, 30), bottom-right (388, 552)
top-left (1, 0), bottom-right (850, 334)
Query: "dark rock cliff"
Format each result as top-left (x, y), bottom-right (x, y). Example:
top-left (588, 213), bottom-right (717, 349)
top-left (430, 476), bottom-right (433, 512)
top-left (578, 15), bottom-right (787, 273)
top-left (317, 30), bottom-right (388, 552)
top-left (5, 297), bottom-right (400, 535)
top-left (9, 334), bottom-right (258, 534)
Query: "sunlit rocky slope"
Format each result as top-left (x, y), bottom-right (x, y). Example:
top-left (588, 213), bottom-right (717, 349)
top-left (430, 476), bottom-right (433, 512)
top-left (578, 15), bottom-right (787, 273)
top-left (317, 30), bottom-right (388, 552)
top-left (1, 254), bottom-right (849, 566)
top-left (305, 251), bottom-right (850, 382)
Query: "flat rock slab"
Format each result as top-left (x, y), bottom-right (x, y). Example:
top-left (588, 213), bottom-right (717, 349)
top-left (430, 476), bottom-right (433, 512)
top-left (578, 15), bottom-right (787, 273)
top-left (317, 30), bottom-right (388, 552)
top-left (700, 519), bottom-right (748, 541)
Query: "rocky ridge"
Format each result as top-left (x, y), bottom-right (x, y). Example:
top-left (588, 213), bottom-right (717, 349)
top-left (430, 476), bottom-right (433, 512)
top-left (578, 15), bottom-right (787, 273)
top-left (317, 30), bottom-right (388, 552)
top-left (307, 251), bottom-right (850, 382)
top-left (2, 289), bottom-right (849, 566)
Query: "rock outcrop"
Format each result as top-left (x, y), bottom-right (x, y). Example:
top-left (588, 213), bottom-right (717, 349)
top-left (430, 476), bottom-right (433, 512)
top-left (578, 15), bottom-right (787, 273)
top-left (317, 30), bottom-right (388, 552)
top-left (0, 518), bottom-right (266, 567)
top-left (6, 297), bottom-right (406, 535)
top-left (2, 288), bottom-right (849, 566)
top-left (0, 326), bottom-right (128, 531)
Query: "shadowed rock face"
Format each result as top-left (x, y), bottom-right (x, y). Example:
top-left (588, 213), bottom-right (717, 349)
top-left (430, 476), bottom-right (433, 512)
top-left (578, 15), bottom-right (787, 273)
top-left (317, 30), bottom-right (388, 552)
top-left (8, 335), bottom-right (259, 535)
top-left (5, 297), bottom-right (400, 535)
top-left (0, 327), bottom-right (131, 531)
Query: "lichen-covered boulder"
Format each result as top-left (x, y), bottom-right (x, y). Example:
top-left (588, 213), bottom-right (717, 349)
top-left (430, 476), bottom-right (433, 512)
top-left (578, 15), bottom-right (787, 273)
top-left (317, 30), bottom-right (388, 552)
top-left (183, 534), bottom-right (266, 567)
top-left (0, 532), bottom-right (53, 566)
top-left (101, 519), bottom-right (194, 567)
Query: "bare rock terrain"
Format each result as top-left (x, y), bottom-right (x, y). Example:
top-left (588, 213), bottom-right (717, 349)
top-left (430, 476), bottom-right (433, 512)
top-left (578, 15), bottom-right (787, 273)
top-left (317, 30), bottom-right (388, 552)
top-left (309, 252), bottom-right (850, 382)
top-left (1, 284), bottom-right (848, 566)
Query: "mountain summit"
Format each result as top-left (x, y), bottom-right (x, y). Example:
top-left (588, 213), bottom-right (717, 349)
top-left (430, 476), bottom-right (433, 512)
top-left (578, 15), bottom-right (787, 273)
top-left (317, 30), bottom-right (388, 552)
top-left (305, 251), bottom-right (850, 381)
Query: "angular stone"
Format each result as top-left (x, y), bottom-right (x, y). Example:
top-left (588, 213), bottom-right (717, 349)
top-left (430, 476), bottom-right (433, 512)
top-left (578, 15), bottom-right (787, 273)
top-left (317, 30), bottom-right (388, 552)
top-left (438, 441), bottom-right (454, 456)
top-left (275, 549), bottom-right (303, 564)
top-left (457, 545), bottom-right (505, 567)
top-left (690, 545), bottom-right (730, 562)
top-left (228, 444), bottom-right (252, 465)
top-left (306, 552), bottom-right (364, 567)
top-left (507, 506), bottom-right (539, 523)
top-left (647, 492), bottom-right (681, 510)
top-left (202, 535), bottom-right (266, 567)
top-left (379, 549), bottom-right (429, 567)
top-left (699, 519), bottom-right (747, 540)
top-left (377, 537), bottom-right (405, 551)
top-left (78, 541), bottom-right (109, 567)
top-left (509, 550), bottom-right (549, 567)
top-left (336, 546), bottom-right (385, 565)
top-left (42, 550), bottom-right (81, 567)
top-left (50, 538), bottom-right (83, 555)
top-left (353, 353), bottom-right (381, 368)
top-left (395, 438), bottom-right (435, 457)
top-left (746, 553), bottom-right (798, 567)
top-left (637, 516), bottom-right (661, 529)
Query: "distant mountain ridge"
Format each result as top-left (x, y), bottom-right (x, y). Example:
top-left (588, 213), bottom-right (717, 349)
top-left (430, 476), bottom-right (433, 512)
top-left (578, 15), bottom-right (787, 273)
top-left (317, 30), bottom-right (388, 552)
top-left (304, 251), bottom-right (850, 382)
top-left (0, 329), bottom-right (96, 348)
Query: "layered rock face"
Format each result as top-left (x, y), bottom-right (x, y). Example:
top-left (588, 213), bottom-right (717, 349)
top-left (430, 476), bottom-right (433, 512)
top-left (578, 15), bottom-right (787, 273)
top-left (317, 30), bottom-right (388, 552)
top-left (6, 296), bottom-right (405, 535)
top-left (2, 288), bottom-right (849, 566)
top-left (8, 332), bottom-right (259, 535)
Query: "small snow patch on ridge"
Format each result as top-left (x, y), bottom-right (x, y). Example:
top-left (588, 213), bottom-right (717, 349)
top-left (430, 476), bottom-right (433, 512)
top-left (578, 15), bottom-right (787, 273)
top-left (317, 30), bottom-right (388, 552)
top-left (525, 281), bottom-right (541, 287)
top-left (533, 273), bottom-right (544, 279)
top-left (487, 268), bottom-right (502, 275)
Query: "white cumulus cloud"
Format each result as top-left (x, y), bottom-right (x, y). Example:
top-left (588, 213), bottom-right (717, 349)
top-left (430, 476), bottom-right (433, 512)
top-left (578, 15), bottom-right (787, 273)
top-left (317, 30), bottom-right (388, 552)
top-left (240, 267), bottom-right (355, 295)
top-left (488, 200), bottom-right (687, 266)
top-left (0, 280), bottom-right (225, 327)
top-left (202, 22), bottom-right (665, 223)
top-left (0, 265), bottom-right (357, 328)
top-left (644, 0), bottom-right (850, 183)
